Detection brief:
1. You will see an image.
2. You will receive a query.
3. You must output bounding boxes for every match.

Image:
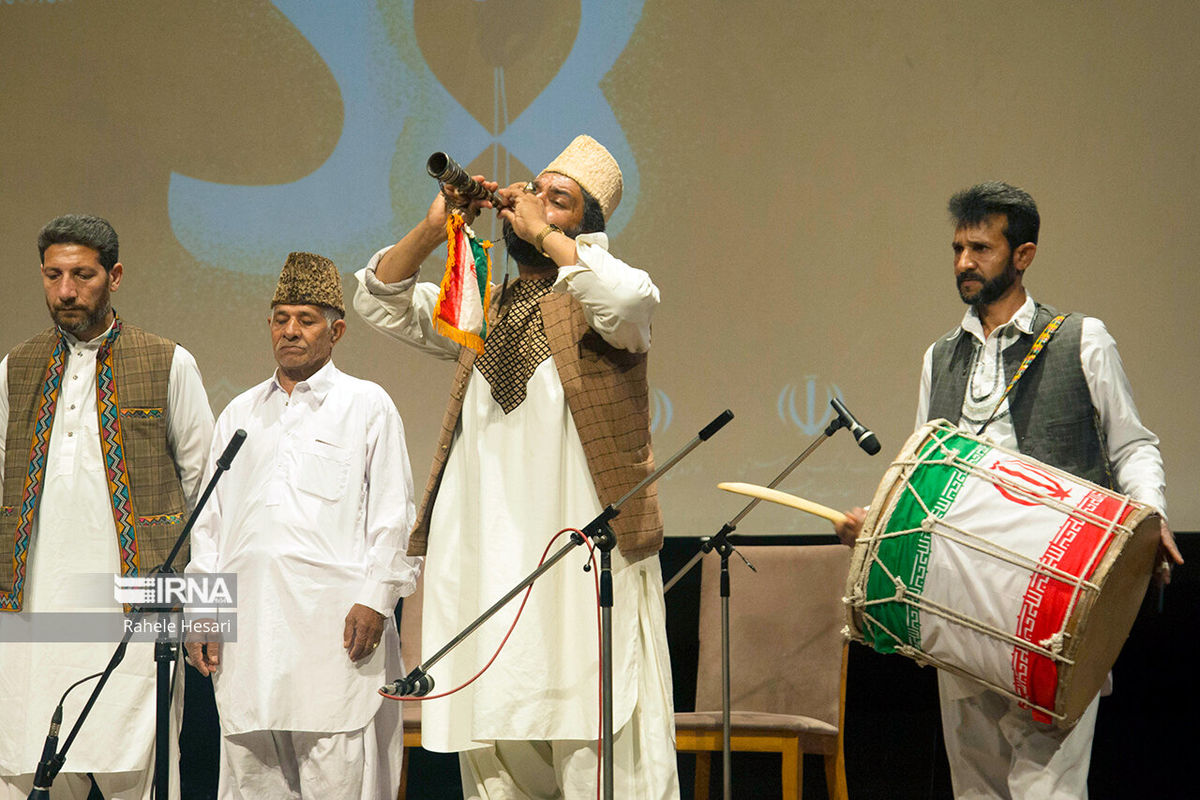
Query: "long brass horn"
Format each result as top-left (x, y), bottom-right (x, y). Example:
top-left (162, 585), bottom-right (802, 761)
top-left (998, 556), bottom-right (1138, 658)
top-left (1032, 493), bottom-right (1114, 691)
top-left (426, 152), bottom-right (512, 209)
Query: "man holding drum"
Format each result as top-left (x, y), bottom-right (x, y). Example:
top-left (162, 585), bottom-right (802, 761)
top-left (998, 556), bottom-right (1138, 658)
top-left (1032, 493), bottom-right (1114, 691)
top-left (836, 181), bottom-right (1182, 799)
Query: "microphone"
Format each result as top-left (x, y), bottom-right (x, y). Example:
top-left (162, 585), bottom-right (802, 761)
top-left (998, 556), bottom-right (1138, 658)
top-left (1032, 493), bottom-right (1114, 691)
top-left (698, 409), bottom-right (735, 441)
top-left (28, 704), bottom-right (62, 799)
top-left (381, 668), bottom-right (435, 698)
top-left (829, 397), bottom-right (881, 455)
top-left (216, 429), bottom-right (247, 470)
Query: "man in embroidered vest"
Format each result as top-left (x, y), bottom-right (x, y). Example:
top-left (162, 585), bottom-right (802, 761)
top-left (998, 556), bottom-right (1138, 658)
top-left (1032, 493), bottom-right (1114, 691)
top-left (353, 136), bottom-right (680, 799)
top-left (835, 182), bottom-right (1182, 799)
top-left (0, 214), bottom-right (214, 799)
top-left (184, 252), bottom-right (421, 800)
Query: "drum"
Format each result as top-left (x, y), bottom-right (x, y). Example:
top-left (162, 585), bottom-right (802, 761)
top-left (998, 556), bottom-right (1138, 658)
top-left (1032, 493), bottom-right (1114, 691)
top-left (844, 419), bottom-right (1160, 727)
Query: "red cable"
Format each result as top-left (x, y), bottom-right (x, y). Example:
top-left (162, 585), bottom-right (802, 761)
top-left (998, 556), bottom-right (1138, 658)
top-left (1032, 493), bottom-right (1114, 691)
top-left (379, 526), bottom-right (606, 797)
top-left (378, 529), bottom-right (600, 698)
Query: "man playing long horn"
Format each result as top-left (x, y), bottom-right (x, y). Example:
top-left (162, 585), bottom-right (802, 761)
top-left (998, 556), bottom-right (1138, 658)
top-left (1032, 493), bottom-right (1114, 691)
top-left (354, 136), bottom-right (680, 800)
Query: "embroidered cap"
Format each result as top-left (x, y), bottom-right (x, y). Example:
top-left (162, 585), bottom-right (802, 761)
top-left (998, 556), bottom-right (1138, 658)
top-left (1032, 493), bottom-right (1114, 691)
top-left (542, 135), bottom-right (623, 221)
top-left (271, 251), bottom-right (344, 313)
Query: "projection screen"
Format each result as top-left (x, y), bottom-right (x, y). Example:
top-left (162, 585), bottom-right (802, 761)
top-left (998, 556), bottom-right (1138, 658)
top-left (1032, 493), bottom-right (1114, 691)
top-left (3, 0), bottom-right (1196, 533)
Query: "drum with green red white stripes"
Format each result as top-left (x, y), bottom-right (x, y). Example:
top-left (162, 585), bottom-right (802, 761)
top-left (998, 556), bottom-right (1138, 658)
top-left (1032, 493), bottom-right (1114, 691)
top-left (845, 420), bottom-right (1161, 728)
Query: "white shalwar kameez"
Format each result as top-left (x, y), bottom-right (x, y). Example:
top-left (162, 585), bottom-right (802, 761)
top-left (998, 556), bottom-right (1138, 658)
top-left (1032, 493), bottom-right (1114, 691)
top-left (916, 295), bottom-right (1167, 799)
top-left (0, 328), bottom-right (214, 800)
top-left (186, 361), bottom-right (420, 800)
top-left (353, 235), bottom-right (680, 800)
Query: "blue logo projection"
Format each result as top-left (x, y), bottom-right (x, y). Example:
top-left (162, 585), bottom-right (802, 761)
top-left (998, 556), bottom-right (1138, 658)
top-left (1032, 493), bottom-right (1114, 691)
top-left (778, 378), bottom-right (844, 436)
top-left (168, 0), bottom-right (645, 275)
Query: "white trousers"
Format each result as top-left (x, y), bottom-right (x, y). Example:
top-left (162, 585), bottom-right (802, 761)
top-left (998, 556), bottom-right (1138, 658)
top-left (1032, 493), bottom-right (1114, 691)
top-left (0, 769), bottom-right (161, 800)
top-left (458, 624), bottom-right (680, 800)
top-left (939, 674), bottom-right (1100, 800)
top-left (218, 709), bottom-right (401, 800)
top-left (460, 729), bottom-right (678, 800)
top-left (0, 672), bottom-right (182, 800)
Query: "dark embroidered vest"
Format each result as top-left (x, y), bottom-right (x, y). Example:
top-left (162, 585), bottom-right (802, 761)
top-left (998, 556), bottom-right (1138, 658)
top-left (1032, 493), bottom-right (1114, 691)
top-left (926, 303), bottom-right (1111, 488)
top-left (412, 286), bottom-right (663, 562)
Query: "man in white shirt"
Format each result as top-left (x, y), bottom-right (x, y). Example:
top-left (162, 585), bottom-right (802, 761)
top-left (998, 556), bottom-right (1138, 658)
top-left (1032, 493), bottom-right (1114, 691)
top-left (354, 136), bottom-right (680, 799)
top-left (0, 214), bottom-right (214, 799)
top-left (837, 182), bottom-right (1182, 798)
top-left (185, 252), bottom-right (421, 800)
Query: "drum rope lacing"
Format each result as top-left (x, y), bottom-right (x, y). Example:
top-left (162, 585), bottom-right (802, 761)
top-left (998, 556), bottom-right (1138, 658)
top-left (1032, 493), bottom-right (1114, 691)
top-left (851, 554), bottom-right (1073, 664)
top-left (848, 422), bottom-right (1136, 689)
top-left (928, 425), bottom-right (1132, 652)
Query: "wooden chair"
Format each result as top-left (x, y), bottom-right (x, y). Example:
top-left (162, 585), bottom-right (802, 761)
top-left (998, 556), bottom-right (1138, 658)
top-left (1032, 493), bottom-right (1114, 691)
top-left (396, 575), bottom-right (423, 800)
top-left (675, 544), bottom-right (851, 800)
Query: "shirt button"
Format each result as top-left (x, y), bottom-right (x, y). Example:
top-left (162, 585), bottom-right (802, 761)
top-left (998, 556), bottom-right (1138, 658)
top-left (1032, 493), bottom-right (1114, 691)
top-left (72, 375), bottom-right (78, 380)
top-left (70, 404), bottom-right (76, 410)
top-left (68, 431), bottom-right (74, 438)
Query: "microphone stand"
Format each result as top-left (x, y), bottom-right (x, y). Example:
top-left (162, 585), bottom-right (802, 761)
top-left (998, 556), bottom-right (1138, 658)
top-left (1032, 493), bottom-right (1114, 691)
top-left (662, 401), bottom-right (865, 800)
top-left (29, 430), bottom-right (246, 800)
top-left (384, 410), bottom-right (734, 800)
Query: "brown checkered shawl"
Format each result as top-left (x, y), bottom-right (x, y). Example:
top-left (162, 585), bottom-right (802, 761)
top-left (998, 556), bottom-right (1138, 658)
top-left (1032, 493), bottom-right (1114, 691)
top-left (2, 323), bottom-right (187, 602)
top-left (410, 287), bottom-right (664, 562)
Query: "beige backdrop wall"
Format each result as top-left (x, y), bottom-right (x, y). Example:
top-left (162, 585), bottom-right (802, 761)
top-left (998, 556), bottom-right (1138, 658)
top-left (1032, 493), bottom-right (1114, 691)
top-left (3, 0), bottom-right (1196, 533)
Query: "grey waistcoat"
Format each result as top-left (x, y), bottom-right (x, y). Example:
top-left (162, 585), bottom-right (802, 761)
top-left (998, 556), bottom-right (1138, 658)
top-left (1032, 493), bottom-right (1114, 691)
top-left (926, 303), bottom-right (1112, 488)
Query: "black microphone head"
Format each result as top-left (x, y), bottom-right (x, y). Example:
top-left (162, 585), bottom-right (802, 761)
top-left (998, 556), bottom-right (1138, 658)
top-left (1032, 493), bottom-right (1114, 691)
top-left (698, 409), bottom-right (734, 441)
top-left (831, 397), bottom-right (881, 454)
top-left (216, 429), bottom-right (247, 470)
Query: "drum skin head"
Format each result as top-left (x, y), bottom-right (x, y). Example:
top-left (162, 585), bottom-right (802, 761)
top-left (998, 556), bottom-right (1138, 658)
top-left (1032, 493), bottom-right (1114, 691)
top-left (1057, 507), bottom-right (1159, 726)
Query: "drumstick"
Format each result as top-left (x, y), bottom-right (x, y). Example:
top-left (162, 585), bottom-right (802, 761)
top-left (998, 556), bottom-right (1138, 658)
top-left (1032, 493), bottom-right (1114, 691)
top-left (717, 482), bottom-right (848, 527)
